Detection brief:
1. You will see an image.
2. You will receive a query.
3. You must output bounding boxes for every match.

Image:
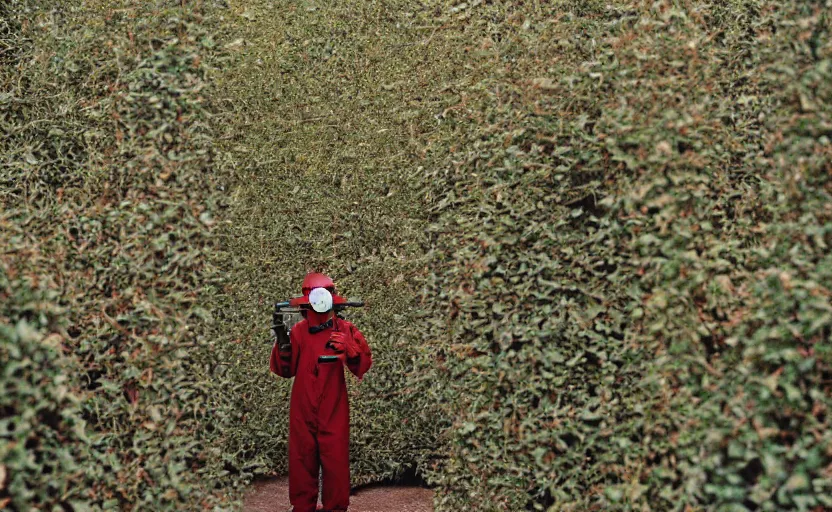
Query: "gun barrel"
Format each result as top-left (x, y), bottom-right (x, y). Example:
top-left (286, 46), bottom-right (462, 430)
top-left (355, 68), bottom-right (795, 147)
top-left (335, 301), bottom-right (364, 309)
top-left (274, 300), bottom-right (364, 312)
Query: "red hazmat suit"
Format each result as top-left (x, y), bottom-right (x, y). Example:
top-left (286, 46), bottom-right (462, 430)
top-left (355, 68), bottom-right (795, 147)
top-left (270, 309), bottom-right (372, 512)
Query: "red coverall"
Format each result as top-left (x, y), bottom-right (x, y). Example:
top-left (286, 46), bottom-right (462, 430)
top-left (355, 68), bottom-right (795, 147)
top-left (270, 312), bottom-right (372, 512)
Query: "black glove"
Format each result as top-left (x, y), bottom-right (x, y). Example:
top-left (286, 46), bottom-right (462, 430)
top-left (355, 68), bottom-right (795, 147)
top-left (271, 314), bottom-right (291, 352)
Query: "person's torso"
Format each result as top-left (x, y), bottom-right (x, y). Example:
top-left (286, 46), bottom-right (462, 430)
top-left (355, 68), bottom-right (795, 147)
top-left (290, 319), bottom-right (350, 420)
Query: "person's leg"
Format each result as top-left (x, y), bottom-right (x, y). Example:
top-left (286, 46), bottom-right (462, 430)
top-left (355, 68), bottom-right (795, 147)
top-left (289, 421), bottom-right (320, 512)
top-left (318, 427), bottom-right (350, 511)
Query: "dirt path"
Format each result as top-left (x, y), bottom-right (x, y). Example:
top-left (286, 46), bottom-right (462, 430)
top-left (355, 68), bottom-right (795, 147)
top-left (243, 477), bottom-right (434, 512)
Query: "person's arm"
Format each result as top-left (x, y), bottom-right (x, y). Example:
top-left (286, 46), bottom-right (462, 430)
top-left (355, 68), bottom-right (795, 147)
top-left (270, 322), bottom-right (299, 378)
top-left (328, 320), bottom-right (372, 380)
top-left (345, 324), bottom-right (372, 381)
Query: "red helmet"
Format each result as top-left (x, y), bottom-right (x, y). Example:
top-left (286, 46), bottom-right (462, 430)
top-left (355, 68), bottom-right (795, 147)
top-left (301, 272), bottom-right (335, 295)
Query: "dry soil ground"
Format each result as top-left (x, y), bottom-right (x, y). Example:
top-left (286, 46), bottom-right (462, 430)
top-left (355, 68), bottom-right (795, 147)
top-left (243, 477), bottom-right (434, 512)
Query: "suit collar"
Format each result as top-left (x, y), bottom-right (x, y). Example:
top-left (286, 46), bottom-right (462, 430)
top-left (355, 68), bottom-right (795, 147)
top-left (308, 319), bottom-right (333, 334)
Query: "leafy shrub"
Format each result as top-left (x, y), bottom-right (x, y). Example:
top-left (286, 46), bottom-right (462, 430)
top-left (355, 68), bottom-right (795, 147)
top-left (1, 0), bottom-right (241, 509)
top-left (416, 0), bottom-right (832, 510)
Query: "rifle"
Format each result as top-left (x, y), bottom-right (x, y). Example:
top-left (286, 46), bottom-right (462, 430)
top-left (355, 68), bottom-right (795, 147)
top-left (269, 295), bottom-right (364, 346)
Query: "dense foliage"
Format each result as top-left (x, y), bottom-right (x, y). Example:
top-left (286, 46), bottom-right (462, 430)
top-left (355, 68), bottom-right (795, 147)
top-left (205, 0), bottom-right (463, 485)
top-left (3, 0), bottom-right (830, 511)
top-left (1, 0), bottom-right (240, 509)
top-left (417, 0), bottom-right (832, 510)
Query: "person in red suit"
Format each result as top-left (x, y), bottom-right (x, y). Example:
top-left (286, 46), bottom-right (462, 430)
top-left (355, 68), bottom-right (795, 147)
top-left (270, 273), bottom-right (372, 512)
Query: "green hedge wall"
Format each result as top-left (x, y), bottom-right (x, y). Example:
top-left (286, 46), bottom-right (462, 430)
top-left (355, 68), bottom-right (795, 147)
top-left (1, 0), bottom-right (241, 509)
top-left (416, 1), bottom-right (832, 510)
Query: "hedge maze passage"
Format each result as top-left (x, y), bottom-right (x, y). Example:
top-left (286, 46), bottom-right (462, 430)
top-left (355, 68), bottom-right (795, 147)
top-left (2, 0), bottom-right (830, 511)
